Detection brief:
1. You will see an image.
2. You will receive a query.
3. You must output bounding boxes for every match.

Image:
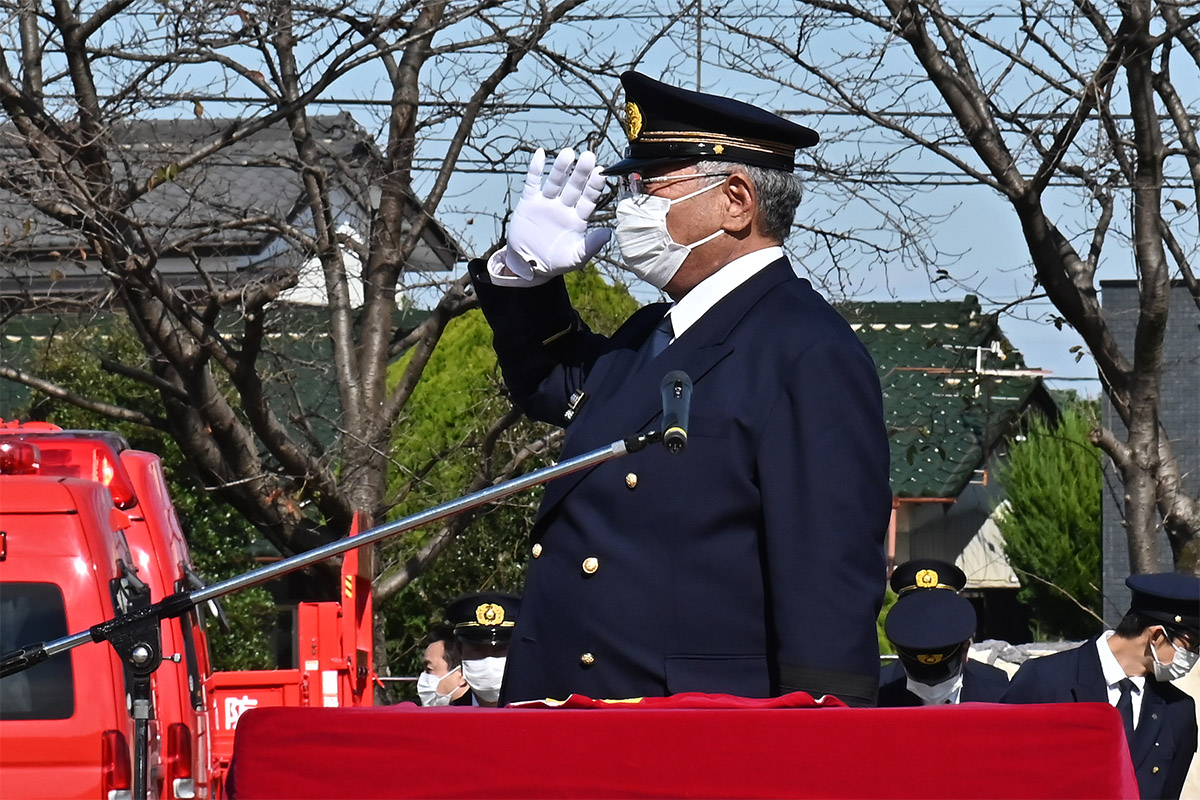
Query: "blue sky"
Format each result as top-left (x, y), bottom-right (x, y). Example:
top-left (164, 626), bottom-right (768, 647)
top-left (62, 1), bottom-right (1199, 400)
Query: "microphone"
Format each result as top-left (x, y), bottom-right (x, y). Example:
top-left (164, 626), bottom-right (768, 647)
top-left (659, 370), bottom-right (692, 454)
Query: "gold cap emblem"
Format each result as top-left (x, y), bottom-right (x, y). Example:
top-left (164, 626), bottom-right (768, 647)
top-left (475, 603), bottom-right (505, 626)
top-left (917, 653), bottom-right (945, 665)
top-left (625, 101), bottom-right (644, 141)
top-left (915, 569), bottom-right (939, 589)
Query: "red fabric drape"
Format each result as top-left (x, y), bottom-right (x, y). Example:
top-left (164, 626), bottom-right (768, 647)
top-left (226, 697), bottom-right (1137, 799)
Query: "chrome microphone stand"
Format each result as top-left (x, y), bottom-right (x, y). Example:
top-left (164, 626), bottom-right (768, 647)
top-left (1, 425), bottom-right (677, 800)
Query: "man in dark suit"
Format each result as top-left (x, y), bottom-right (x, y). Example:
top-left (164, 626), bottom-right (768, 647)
top-left (444, 591), bottom-right (521, 708)
top-left (416, 624), bottom-right (469, 707)
top-left (878, 559), bottom-right (1008, 706)
top-left (469, 71), bottom-right (892, 707)
top-left (1002, 573), bottom-right (1199, 800)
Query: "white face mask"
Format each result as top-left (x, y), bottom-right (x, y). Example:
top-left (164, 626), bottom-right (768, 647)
top-left (1151, 631), bottom-right (1199, 681)
top-left (614, 179), bottom-right (726, 289)
top-left (461, 656), bottom-right (506, 703)
top-left (905, 671), bottom-right (964, 705)
top-left (416, 666), bottom-right (461, 707)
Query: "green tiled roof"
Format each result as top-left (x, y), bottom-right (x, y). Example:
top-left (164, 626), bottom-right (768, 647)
top-left (838, 296), bottom-right (1051, 499)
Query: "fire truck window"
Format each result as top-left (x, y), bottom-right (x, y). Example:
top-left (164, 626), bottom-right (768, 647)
top-left (0, 582), bottom-right (75, 720)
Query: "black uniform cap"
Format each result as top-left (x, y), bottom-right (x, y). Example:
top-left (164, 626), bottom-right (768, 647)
top-left (1125, 573), bottom-right (1200, 634)
top-left (445, 591), bottom-right (521, 646)
top-left (889, 558), bottom-right (967, 596)
top-left (603, 71), bottom-right (819, 177)
top-left (885, 590), bottom-right (978, 684)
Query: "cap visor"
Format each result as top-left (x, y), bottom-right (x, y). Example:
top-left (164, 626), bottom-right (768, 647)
top-left (602, 156), bottom-right (702, 177)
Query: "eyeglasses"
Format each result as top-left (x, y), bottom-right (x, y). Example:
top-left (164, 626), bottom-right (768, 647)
top-left (1170, 630), bottom-right (1199, 654)
top-left (617, 171), bottom-right (730, 199)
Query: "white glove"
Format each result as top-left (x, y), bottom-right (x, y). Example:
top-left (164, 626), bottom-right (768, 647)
top-left (503, 147), bottom-right (612, 279)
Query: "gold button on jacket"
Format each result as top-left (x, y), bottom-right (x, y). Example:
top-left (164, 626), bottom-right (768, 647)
top-left (582, 557), bottom-right (599, 574)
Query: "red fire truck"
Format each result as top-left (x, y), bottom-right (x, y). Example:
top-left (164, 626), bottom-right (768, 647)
top-left (205, 513), bottom-right (375, 797)
top-left (0, 421), bottom-right (376, 799)
top-left (0, 440), bottom-right (144, 799)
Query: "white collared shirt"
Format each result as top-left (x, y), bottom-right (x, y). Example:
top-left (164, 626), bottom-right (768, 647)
top-left (1098, 630), bottom-right (1145, 726)
top-left (664, 246), bottom-right (784, 340)
top-left (485, 243), bottom-right (786, 342)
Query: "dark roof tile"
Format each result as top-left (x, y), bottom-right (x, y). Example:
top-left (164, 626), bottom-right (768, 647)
top-left (839, 296), bottom-right (1053, 498)
top-left (3, 114), bottom-right (387, 254)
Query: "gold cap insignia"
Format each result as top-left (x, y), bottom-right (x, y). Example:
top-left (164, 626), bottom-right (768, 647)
top-left (625, 101), bottom-right (644, 141)
top-left (475, 603), bottom-right (505, 626)
top-left (917, 653), bottom-right (945, 665)
top-left (713, 144), bottom-right (725, 155)
top-left (1175, 614), bottom-right (1183, 623)
top-left (915, 569), bottom-right (939, 589)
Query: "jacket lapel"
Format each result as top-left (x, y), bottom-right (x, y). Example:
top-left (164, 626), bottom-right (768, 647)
top-left (1073, 637), bottom-right (1168, 767)
top-left (1070, 638), bottom-right (1110, 703)
top-left (1129, 682), bottom-right (1168, 767)
top-left (534, 258), bottom-right (795, 525)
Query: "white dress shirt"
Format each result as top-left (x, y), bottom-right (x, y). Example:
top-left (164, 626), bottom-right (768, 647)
top-left (1098, 630), bottom-right (1145, 726)
top-left (663, 246), bottom-right (783, 340)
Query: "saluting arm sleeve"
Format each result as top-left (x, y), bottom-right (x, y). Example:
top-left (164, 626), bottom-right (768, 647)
top-left (468, 258), bottom-right (605, 425)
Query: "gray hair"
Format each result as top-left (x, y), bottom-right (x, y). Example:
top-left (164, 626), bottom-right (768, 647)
top-left (694, 160), bottom-right (803, 242)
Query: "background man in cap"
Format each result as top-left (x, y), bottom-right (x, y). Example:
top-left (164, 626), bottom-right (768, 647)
top-left (444, 591), bottom-right (521, 707)
top-left (878, 559), bottom-right (1008, 706)
top-left (1002, 573), bottom-right (1199, 799)
top-left (468, 71), bottom-right (891, 706)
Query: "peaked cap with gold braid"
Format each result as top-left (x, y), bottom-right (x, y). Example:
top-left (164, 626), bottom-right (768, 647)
top-left (603, 71), bottom-right (819, 177)
top-left (445, 590), bottom-right (522, 646)
top-left (889, 558), bottom-right (967, 597)
top-left (885, 589), bottom-right (978, 684)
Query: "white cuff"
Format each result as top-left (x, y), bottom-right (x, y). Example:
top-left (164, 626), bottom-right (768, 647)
top-left (487, 248), bottom-right (554, 287)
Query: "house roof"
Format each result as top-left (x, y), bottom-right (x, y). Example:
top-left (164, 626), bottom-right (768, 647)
top-left (1, 114), bottom-right (461, 300)
top-left (839, 296), bottom-right (1055, 499)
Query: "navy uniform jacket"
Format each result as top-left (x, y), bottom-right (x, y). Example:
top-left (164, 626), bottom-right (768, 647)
top-left (450, 690), bottom-right (489, 707)
top-left (877, 659), bottom-right (1010, 706)
top-left (1002, 637), bottom-right (1197, 800)
top-left (469, 256), bottom-right (892, 707)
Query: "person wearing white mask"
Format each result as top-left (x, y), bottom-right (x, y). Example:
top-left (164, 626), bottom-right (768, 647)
top-left (443, 591), bottom-right (521, 707)
top-left (415, 625), bottom-right (469, 707)
top-left (468, 71), bottom-right (891, 708)
top-left (1003, 573), bottom-right (1199, 800)
top-left (877, 559), bottom-right (1008, 707)
top-left (878, 581), bottom-right (1008, 707)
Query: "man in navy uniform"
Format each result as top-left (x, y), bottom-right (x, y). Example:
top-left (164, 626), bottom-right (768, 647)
top-left (444, 591), bottom-right (521, 707)
top-left (468, 71), bottom-right (892, 706)
top-left (878, 559), bottom-right (1009, 706)
top-left (1002, 573), bottom-right (1199, 799)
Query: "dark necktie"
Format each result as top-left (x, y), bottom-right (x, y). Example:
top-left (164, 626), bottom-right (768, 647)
top-left (1115, 678), bottom-right (1135, 741)
top-left (643, 314), bottom-right (674, 361)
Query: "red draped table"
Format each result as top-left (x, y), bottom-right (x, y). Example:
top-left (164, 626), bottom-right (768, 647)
top-left (225, 693), bottom-right (1137, 798)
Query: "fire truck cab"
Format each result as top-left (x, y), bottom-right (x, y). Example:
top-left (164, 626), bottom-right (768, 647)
top-left (0, 442), bottom-right (143, 800)
top-left (0, 422), bottom-right (214, 800)
top-left (0, 421), bottom-right (376, 799)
